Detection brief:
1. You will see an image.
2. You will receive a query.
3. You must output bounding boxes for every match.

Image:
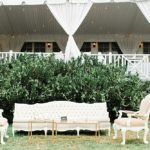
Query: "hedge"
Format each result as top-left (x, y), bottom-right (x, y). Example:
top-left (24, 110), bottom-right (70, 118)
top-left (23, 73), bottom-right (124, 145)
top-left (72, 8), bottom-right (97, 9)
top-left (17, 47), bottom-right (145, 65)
top-left (0, 54), bottom-right (150, 123)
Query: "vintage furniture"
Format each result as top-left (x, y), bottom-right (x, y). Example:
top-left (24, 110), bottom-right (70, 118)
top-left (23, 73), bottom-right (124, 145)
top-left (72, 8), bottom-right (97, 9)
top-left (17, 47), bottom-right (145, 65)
top-left (0, 109), bottom-right (9, 145)
top-left (113, 94), bottom-right (150, 145)
top-left (13, 101), bottom-right (110, 136)
top-left (55, 121), bottom-right (100, 142)
top-left (27, 120), bottom-right (56, 144)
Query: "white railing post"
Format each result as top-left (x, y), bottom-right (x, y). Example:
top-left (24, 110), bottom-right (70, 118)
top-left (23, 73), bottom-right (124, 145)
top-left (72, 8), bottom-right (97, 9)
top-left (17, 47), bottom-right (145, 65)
top-left (144, 55), bottom-right (149, 76)
top-left (109, 52), bottom-right (112, 64)
top-left (38, 52), bottom-right (42, 57)
top-left (9, 50), bottom-right (13, 62)
top-left (121, 55), bottom-right (124, 66)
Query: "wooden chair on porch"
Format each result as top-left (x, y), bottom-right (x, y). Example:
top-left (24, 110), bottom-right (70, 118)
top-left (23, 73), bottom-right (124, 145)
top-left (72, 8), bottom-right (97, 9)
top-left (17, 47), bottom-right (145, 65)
top-left (113, 94), bottom-right (150, 145)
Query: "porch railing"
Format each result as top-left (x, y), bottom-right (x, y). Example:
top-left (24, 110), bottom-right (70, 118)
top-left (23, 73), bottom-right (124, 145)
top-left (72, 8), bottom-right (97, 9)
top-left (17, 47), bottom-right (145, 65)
top-left (0, 51), bottom-right (150, 80)
top-left (0, 51), bottom-right (64, 62)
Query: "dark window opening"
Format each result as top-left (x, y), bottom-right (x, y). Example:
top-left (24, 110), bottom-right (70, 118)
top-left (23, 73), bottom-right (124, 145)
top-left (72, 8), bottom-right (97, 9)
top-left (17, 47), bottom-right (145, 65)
top-left (112, 42), bottom-right (123, 54)
top-left (98, 42), bottom-right (109, 53)
top-left (53, 42), bottom-right (61, 52)
top-left (34, 42), bottom-right (45, 52)
top-left (21, 42), bottom-right (32, 52)
top-left (80, 42), bottom-right (91, 52)
top-left (143, 42), bottom-right (150, 54)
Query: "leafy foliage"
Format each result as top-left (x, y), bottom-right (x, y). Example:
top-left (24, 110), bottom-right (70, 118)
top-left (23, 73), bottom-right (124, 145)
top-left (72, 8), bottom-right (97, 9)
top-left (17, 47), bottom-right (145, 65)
top-left (0, 54), bottom-right (150, 122)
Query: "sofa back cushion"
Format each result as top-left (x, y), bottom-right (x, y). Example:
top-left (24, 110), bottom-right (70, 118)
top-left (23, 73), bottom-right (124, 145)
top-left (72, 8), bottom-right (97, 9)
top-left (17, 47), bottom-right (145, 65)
top-left (14, 101), bottom-right (110, 122)
top-left (67, 102), bottom-right (109, 122)
top-left (13, 103), bottom-right (35, 121)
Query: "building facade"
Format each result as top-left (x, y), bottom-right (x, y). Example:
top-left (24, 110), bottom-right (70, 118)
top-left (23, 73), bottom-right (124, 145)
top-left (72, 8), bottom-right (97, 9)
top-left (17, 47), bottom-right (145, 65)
top-left (0, 0), bottom-right (150, 79)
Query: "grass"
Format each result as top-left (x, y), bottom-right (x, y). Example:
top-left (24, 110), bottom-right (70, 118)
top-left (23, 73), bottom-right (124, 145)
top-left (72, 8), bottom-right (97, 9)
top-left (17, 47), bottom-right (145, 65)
top-left (0, 125), bottom-right (150, 150)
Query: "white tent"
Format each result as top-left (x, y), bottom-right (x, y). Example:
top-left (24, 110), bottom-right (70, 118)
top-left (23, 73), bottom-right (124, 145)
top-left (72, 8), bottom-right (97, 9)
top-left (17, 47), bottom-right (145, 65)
top-left (0, 0), bottom-right (150, 60)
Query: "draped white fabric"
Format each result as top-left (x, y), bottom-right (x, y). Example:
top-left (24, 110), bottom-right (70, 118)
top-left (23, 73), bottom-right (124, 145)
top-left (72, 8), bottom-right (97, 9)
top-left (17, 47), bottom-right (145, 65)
top-left (9, 36), bottom-right (25, 52)
top-left (91, 0), bottom-right (131, 3)
top-left (0, 0), bottom-right (67, 5)
top-left (46, 0), bottom-right (67, 4)
top-left (113, 0), bottom-right (131, 2)
top-left (75, 38), bottom-right (84, 50)
top-left (117, 37), bottom-right (141, 54)
top-left (136, 1), bottom-right (150, 24)
top-left (70, 0), bottom-right (90, 3)
top-left (57, 39), bottom-right (67, 53)
top-left (0, 0), bottom-right (140, 5)
top-left (91, 0), bottom-right (111, 3)
top-left (65, 36), bottom-right (81, 61)
top-left (47, 1), bottom-right (92, 61)
top-left (0, 36), bottom-right (24, 52)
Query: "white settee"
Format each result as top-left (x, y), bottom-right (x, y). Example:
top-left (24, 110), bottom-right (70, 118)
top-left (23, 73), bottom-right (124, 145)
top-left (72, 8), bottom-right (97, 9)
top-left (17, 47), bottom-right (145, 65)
top-left (12, 101), bottom-right (110, 136)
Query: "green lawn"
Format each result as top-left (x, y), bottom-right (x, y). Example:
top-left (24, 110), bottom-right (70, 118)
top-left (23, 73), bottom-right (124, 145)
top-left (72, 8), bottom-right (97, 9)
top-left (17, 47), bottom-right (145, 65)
top-left (1, 125), bottom-right (150, 150)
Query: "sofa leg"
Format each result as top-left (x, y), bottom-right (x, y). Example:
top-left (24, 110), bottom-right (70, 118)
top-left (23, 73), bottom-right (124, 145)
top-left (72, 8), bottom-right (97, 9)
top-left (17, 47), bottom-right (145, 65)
top-left (121, 129), bottom-right (126, 145)
top-left (77, 128), bottom-right (80, 136)
top-left (113, 124), bottom-right (117, 139)
top-left (143, 127), bottom-right (149, 144)
top-left (12, 128), bottom-right (15, 137)
top-left (4, 123), bottom-right (9, 138)
top-left (44, 129), bottom-right (47, 136)
top-left (136, 132), bottom-right (139, 139)
top-left (1, 128), bottom-right (5, 145)
top-left (108, 128), bottom-right (111, 136)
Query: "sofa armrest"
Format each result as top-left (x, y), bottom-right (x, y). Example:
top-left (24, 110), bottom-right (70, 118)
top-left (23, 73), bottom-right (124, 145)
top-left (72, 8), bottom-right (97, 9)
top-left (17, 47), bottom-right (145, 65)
top-left (118, 110), bottom-right (139, 118)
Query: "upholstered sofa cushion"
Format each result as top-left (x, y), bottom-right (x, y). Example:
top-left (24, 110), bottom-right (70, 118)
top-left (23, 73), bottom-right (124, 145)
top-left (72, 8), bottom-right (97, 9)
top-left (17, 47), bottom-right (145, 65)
top-left (13, 103), bottom-right (35, 121)
top-left (13, 101), bottom-right (110, 135)
top-left (0, 118), bottom-right (7, 126)
top-left (139, 94), bottom-right (150, 115)
top-left (115, 118), bottom-right (145, 127)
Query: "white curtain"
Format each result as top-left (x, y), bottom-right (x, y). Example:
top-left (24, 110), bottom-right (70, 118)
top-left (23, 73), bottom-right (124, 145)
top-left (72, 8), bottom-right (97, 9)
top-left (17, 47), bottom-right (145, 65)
top-left (57, 39), bottom-right (67, 53)
top-left (75, 40), bottom-right (83, 50)
top-left (9, 36), bottom-right (25, 52)
top-left (0, 0), bottom-right (67, 5)
top-left (117, 37), bottom-right (141, 54)
top-left (70, 0), bottom-right (89, 3)
top-left (47, 1), bottom-right (93, 61)
top-left (47, 0), bottom-right (66, 4)
top-left (91, 0), bottom-right (111, 3)
top-left (136, 1), bottom-right (150, 24)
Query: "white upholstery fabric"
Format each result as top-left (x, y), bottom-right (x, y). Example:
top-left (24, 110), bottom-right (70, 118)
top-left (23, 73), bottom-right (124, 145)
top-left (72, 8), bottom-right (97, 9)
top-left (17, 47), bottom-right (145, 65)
top-left (13, 101), bottom-right (110, 134)
top-left (14, 104), bottom-right (35, 121)
top-left (115, 118), bottom-right (145, 127)
top-left (139, 94), bottom-right (150, 115)
top-left (113, 94), bottom-right (150, 145)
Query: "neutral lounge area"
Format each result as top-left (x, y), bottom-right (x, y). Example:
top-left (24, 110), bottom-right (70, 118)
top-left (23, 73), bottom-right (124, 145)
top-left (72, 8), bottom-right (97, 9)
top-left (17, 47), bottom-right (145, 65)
top-left (1, 0), bottom-right (150, 150)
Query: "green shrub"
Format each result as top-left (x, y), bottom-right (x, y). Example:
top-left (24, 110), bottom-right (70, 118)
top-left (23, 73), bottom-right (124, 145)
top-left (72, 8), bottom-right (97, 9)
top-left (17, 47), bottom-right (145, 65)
top-left (0, 54), bottom-right (150, 123)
